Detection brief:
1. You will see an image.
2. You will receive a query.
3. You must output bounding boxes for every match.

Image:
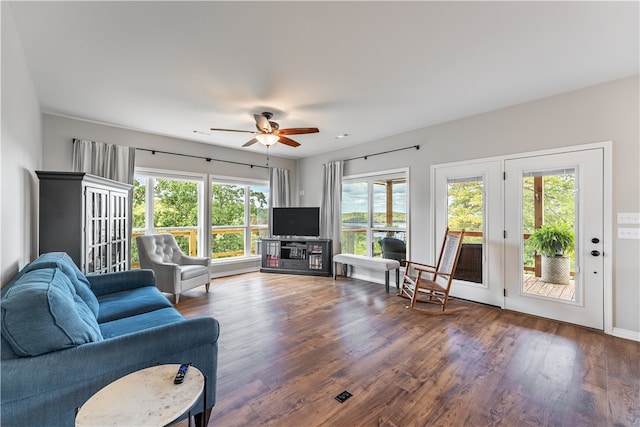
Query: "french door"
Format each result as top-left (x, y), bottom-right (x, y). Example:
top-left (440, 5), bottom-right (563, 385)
top-left (433, 146), bottom-right (607, 329)
top-left (433, 160), bottom-right (504, 307)
top-left (504, 148), bottom-right (604, 329)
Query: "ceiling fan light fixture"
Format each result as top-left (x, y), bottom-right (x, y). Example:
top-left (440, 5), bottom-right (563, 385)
top-left (256, 133), bottom-right (280, 147)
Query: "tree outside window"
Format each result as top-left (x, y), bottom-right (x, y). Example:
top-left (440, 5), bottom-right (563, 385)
top-left (132, 175), bottom-right (202, 266)
top-left (211, 181), bottom-right (268, 259)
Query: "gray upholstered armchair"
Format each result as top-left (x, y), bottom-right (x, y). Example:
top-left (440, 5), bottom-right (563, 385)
top-left (136, 234), bottom-right (211, 303)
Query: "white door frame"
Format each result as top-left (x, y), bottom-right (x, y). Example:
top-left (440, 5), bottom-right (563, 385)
top-left (430, 141), bottom-right (612, 333)
top-left (432, 160), bottom-right (505, 307)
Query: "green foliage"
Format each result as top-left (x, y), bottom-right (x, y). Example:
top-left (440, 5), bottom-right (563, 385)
top-left (154, 179), bottom-right (199, 227)
top-left (447, 181), bottom-right (483, 243)
top-left (523, 175), bottom-right (575, 233)
top-left (527, 222), bottom-right (574, 257)
top-left (132, 179), bottom-right (146, 229)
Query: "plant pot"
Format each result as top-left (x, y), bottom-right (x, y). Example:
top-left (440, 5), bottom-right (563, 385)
top-left (541, 255), bottom-right (570, 285)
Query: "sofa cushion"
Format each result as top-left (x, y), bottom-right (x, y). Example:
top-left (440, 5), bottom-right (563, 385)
top-left (19, 252), bottom-right (99, 318)
top-left (99, 307), bottom-right (185, 339)
top-left (96, 286), bottom-right (173, 323)
top-left (1, 268), bottom-right (103, 357)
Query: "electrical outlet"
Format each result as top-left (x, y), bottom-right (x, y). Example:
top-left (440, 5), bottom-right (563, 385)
top-left (617, 213), bottom-right (640, 224)
top-left (618, 227), bottom-right (640, 239)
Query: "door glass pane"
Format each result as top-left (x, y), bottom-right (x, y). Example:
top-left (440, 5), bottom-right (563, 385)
top-left (447, 177), bottom-right (484, 283)
top-left (522, 169), bottom-right (576, 301)
top-left (341, 182), bottom-right (368, 255)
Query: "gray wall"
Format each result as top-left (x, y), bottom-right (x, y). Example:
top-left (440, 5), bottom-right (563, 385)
top-left (1, 3), bottom-right (43, 285)
top-left (298, 76), bottom-right (640, 336)
top-left (42, 115), bottom-right (297, 180)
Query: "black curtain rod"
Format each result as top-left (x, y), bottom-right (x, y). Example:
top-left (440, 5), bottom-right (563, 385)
top-left (135, 148), bottom-right (269, 169)
top-left (343, 145), bottom-right (420, 162)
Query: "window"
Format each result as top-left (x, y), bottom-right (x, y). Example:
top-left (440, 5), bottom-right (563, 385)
top-left (211, 179), bottom-right (269, 259)
top-left (132, 172), bottom-right (204, 267)
top-left (341, 170), bottom-right (408, 258)
top-left (447, 176), bottom-right (484, 243)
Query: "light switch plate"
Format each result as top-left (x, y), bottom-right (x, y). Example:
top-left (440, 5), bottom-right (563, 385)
top-left (617, 213), bottom-right (640, 224)
top-left (618, 227), bottom-right (640, 239)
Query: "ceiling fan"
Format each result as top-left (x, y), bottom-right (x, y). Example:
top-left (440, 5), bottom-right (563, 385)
top-left (210, 112), bottom-right (319, 148)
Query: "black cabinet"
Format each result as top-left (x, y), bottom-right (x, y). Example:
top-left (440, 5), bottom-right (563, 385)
top-left (261, 238), bottom-right (332, 276)
top-left (37, 171), bottom-right (132, 274)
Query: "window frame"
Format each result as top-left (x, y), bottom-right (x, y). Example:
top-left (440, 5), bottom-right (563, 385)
top-left (209, 175), bottom-right (269, 261)
top-left (341, 167), bottom-right (410, 258)
top-left (133, 168), bottom-right (207, 258)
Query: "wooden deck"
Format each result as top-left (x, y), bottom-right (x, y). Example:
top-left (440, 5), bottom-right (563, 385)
top-left (523, 274), bottom-right (575, 301)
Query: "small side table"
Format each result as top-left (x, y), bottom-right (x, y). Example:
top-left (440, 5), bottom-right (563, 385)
top-left (76, 364), bottom-right (205, 427)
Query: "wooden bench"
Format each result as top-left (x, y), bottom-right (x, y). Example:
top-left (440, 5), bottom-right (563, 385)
top-left (332, 254), bottom-right (401, 293)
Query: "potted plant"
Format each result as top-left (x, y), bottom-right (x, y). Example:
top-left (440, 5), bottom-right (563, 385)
top-left (527, 222), bottom-right (574, 284)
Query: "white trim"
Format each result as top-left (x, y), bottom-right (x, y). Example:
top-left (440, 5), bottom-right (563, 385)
top-left (611, 327), bottom-right (640, 342)
top-left (602, 142), bottom-right (613, 335)
top-left (342, 167), bottom-right (408, 181)
top-left (135, 166), bottom-right (207, 182)
top-left (210, 173), bottom-right (269, 186)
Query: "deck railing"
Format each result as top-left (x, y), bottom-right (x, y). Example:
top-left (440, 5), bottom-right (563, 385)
top-left (131, 226), bottom-right (265, 268)
top-left (340, 228), bottom-right (573, 278)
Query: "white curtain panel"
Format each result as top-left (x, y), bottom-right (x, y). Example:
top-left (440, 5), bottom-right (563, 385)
top-left (269, 167), bottom-right (291, 208)
top-left (269, 167), bottom-right (291, 237)
top-left (321, 160), bottom-right (343, 256)
top-left (72, 139), bottom-right (135, 184)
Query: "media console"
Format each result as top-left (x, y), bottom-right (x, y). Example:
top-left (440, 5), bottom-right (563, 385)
top-left (260, 238), bottom-right (332, 276)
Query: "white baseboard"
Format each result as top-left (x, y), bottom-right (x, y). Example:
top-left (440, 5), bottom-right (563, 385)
top-left (211, 265), bottom-right (260, 278)
top-left (611, 327), bottom-right (640, 342)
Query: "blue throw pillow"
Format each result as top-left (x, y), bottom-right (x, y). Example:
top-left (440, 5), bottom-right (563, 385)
top-left (1, 268), bottom-right (103, 357)
top-left (19, 252), bottom-right (100, 318)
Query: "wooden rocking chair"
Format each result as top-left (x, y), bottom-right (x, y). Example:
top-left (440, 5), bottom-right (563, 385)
top-left (399, 228), bottom-right (466, 314)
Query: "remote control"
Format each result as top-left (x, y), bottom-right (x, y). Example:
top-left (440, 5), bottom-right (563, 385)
top-left (174, 363), bottom-right (190, 384)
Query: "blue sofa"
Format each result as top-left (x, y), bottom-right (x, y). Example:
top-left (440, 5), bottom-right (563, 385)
top-left (1, 252), bottom-right (219, 426)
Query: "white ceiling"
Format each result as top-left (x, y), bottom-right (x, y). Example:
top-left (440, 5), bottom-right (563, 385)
top-left (8, 1), bottom-right (639, 159)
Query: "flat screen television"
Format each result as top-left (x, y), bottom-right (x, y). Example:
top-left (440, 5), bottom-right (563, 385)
top-left (272, 207), bottom-right (320, 237)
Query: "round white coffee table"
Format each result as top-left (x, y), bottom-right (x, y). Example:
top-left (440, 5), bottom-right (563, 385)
top-left (75, 364), bottom-right (205, 427)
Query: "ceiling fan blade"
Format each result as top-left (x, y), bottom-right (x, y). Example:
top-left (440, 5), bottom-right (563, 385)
top-left (276, 127), bottom-right (319, 135)
top-left (253, 114), bottom-right (272, 133)
top-left (242, 138), bottom-right (259, 147)
top-left (210, 128), bottom-right (257, 134)
top-left (278, 136), bottom-right (301, 147)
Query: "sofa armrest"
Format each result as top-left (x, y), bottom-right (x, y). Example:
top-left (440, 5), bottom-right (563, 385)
top-left (1, 317), bottom-right (219, 425)
top-left (87, 269), bottom-right (156, 297)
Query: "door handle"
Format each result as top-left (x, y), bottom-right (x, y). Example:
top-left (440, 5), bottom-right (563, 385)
top-left (591, 250), bottom-right (601, 257)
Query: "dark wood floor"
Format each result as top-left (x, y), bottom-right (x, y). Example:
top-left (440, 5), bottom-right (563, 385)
top-left (175, 272), bottom-right (639, 427)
